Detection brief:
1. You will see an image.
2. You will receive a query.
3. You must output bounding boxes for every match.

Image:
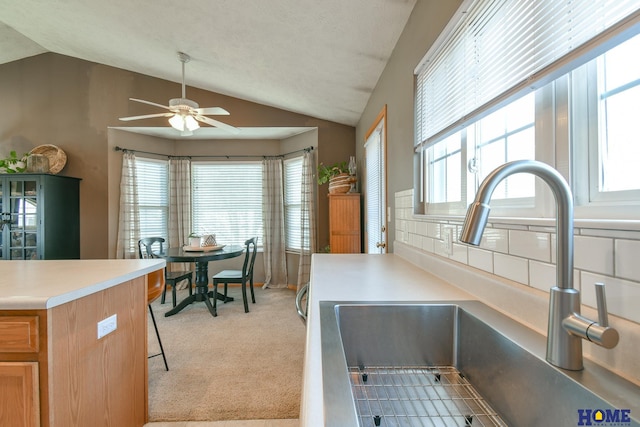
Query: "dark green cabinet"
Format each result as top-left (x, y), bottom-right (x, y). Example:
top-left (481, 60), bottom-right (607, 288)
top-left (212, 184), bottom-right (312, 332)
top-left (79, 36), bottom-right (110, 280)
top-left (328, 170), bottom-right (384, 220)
top-left (0, 174), bottom-right (80, 260)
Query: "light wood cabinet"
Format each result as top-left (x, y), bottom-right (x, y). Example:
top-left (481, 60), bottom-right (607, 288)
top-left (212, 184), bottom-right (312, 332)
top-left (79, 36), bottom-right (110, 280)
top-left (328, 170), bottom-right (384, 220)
top-left (328, 193), bottom-right (361, 253)
top-left (0, 271), bottom-right (159, 427)
top-left (0, 361), bottom-right (40, 427)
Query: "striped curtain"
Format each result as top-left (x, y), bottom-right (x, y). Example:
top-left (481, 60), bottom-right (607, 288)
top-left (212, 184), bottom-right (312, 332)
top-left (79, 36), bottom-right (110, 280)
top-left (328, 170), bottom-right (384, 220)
top-left (262, 158), bottom-right (288, 288)
top-left (168, 158), bottom-right (192, 281)
top-left (115, 151), bottom-right (140, 259)
top-left (297, 150), bottom-right (316, 290)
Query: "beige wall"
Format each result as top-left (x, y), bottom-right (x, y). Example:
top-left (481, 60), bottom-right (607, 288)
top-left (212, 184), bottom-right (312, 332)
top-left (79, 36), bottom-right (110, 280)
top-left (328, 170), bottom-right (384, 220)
top-left (355, 1), bottom-right (463, 252)
top-left (1, 53), bottom-right (354, 259)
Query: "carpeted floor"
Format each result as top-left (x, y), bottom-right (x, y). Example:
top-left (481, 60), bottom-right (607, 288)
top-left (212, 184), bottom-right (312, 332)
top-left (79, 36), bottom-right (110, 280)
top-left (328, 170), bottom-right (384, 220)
top-left (147, 286), bottom-right (306, 422)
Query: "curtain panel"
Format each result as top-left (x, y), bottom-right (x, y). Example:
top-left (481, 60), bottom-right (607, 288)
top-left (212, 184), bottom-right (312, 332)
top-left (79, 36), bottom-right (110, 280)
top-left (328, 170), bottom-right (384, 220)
top-left (168, 158), bottom-right (192, 282)
top-left (262, 158), bottom-right (288, 288)
top-left (297, 150), bottom-right (316, 290)
top-left (115, 151), bottom-right (140, 259)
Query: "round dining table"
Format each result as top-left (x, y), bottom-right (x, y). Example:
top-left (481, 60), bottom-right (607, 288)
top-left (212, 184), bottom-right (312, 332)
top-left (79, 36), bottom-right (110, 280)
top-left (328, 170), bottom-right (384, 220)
top-left (159, 245), bottom-right (244, 317)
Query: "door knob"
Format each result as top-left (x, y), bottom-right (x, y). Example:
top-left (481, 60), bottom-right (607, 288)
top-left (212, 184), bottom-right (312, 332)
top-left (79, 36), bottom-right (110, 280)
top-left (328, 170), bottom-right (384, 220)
top-left (376, 242), bottom-right (386, 248)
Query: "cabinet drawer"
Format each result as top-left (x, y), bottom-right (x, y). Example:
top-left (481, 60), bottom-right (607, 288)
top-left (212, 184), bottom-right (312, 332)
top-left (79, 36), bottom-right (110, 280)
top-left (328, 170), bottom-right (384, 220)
top-left (0, 316), bottom-right (39, 353)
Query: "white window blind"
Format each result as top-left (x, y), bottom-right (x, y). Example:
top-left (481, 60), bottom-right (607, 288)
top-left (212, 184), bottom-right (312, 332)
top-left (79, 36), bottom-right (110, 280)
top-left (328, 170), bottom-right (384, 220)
top-left (135, 158), bottom-right (169, 240)
top-left (191, 162), bottom-right (263, 246)
top-left (365, 128), bottom-right (384, 253)
top-left (416, 0), bottom-right (640, 147)
top-left (284, 157), bottom-right (303, 250)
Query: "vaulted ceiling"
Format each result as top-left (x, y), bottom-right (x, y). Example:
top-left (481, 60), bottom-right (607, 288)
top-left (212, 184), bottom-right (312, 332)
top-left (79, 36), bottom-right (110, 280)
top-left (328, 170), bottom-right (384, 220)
top-left (0, 0), bottom-right (416, 127)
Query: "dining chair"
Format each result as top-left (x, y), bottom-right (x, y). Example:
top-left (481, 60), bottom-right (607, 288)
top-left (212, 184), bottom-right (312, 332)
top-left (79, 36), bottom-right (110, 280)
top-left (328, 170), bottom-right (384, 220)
top-left (211, 237), bottom-right (258, 316)
top-left (138, 237), bottom-right (194, 307)
top-left (147, 269), bottom-right (169, 371)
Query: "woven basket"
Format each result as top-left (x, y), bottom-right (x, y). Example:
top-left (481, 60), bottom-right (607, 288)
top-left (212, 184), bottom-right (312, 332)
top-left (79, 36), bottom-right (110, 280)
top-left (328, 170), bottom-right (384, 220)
top-left (29, 144), bottom-right (67, 174)
top-left (328, 173), bottom-right (351, 194)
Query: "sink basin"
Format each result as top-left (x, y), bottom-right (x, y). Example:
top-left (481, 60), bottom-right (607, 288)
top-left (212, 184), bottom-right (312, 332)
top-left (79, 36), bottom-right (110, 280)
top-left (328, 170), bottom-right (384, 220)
top-left (320, 301), bottom-right (640, 426)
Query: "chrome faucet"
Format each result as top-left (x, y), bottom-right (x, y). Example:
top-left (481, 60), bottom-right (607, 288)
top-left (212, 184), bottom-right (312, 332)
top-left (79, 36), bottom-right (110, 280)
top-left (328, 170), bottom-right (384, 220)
top-left (460, 160), bottom-right (618, 370)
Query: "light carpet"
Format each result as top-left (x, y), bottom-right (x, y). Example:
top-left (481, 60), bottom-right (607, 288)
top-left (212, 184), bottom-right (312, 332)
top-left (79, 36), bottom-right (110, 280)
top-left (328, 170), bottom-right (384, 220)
top-left (147, 286), bottom-right (306, 422)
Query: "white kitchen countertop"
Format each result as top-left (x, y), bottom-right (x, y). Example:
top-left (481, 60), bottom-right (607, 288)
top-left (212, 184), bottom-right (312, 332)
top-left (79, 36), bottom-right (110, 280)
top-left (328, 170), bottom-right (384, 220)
top-left (300, 253), bottom-right (475, 426)
top-left (0, 259), bottom-right (166, 309)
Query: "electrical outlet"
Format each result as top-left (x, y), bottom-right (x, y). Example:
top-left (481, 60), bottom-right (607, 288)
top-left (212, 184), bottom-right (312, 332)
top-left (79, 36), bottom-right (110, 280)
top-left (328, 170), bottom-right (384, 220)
top-left (97, 314), bottom-right (117, 339)
top-left (443, 227), bottom-right (454, 255)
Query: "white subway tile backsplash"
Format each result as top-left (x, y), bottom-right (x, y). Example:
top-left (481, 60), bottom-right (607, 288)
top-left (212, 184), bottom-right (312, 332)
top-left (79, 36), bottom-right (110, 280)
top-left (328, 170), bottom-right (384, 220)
top-left (494, 253), bottom-right (529, 284)
top-left (579, 227), bottom-right (640, 240)
top-left (468, 247), bottom-right (493, 273)
top-left (409, 232), bottom-right (421, 248)
top-left (427, 222), bottom-right (440, 239)
top-left (509, 230), bottom-right (551, 262)
top-left (574, 235), bottom-right (614, 276)
top-left (416, 221), bottom-right (427, 237)
top-left (478, 228), bottom-right (509, 253)
top-left (450, 243), bottom-right (468, 264)
top-left (422, 236), bottom-right (435, 253)
top-left (395, 188), bottom-right (640, 330)
top-left (581, 272), bottom-right (640, 324)
top-left (529, 260), bottom-right (556, 292)
top-left (615, 239), bottom-right (640, 282)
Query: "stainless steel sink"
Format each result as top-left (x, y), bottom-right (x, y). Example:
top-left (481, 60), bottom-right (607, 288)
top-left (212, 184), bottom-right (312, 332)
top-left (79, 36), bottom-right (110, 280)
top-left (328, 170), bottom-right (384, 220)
top-left (320, 301), bottom-right (640, 427)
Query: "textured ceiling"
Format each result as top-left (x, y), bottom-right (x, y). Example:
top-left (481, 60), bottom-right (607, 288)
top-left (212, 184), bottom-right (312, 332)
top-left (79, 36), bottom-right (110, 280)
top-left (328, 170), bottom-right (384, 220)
top-left (0, 0), bottom-right (416, 127)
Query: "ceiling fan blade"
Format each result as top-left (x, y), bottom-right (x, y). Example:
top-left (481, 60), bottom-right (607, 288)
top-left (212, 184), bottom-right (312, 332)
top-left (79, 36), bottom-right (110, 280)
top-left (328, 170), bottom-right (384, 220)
top-left (119, 112), bottom-right (173, 121)
top-left (194, 106), bottom-right (230, 116)
top-left (129, 98), bottom-right (172, 110)
top-left (195, 115), bottom-right (240, 134)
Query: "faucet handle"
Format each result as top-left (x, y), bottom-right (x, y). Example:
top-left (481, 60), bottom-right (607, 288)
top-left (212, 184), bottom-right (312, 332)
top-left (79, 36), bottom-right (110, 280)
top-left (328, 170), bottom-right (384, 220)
top-left (594, 282), bottom-right (609, 327)
top-left (590, 282), bottom-right (618, 349)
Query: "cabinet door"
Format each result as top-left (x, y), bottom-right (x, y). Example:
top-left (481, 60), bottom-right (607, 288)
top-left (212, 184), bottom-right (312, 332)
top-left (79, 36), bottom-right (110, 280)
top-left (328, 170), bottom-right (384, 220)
top-left (329, 194), bottom-right (361, 253)
top-left (0, 362), bottom-right (40, 427)
top-left (6, 178), bottom-right (40, 260)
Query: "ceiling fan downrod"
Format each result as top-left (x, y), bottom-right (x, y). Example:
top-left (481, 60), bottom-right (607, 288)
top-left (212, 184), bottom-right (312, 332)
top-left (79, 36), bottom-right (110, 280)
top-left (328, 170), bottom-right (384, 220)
top-left (177, 51), bottom-right (190, 99)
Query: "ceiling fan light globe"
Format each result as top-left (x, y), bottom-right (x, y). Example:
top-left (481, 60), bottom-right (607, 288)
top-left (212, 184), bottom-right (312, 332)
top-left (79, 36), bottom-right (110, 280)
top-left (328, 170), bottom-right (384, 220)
top-left (168, 114), bottom-right (186, 131)
top-left (185, 115), bottom-right (200, 131)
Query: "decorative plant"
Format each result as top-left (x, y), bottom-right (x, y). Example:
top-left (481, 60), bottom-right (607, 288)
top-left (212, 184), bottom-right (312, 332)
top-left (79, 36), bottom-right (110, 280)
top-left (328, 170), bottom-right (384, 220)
top-left (0, 151), bottom-right (29, 173)
top-left (317, 161), bottom-right (349, 185)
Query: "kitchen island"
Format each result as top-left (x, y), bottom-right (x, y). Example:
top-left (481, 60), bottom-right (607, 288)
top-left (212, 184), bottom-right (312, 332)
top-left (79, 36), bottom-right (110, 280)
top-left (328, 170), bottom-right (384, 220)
top-left (300, 253), bottom-right (474, 426)
top-left (0, 259), bottom-right (166, 427)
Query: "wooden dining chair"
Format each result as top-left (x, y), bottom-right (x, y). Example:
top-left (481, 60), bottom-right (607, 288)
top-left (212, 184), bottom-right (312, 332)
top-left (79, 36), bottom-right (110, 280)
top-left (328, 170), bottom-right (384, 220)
top-left (211, 237), bottom-right (258, 316)
top-left (138, 237), bottom-right (194, 307)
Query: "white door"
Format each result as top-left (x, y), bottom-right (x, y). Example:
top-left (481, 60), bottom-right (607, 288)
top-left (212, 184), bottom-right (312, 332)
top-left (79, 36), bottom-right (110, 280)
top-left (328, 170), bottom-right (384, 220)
top-left (365, 107), bottom-right (387, 254)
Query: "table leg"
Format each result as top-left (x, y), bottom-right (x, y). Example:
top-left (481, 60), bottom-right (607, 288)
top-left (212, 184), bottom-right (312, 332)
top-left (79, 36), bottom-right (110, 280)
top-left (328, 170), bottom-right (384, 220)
top-left (164, 260), bottom-right (232, 317)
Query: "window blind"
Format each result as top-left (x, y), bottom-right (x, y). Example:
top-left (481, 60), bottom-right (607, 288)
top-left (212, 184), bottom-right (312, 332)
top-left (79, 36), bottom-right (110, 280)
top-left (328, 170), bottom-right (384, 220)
top-left (135, 158), bottom-right (169, 240)
top-left (192, 162), bottom-right (263, 245)
top-left (416, 0), bottom-right (640, 148)
top-left (365, 129), bottom-right (383, 253)
top-left (284, 157), bottom-right (303, 250)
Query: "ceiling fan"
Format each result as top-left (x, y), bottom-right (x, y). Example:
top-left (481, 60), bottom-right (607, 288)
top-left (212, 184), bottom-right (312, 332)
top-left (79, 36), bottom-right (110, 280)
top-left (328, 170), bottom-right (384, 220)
top-left (119, 52), bottom-right (239, 135)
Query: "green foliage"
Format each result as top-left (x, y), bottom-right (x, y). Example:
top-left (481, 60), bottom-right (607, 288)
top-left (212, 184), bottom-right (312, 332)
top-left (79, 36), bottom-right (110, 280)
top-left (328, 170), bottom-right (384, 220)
top-left (0, 151), bottom-right (29, 173)
top-left (317, 161), bottom-right (348, 185)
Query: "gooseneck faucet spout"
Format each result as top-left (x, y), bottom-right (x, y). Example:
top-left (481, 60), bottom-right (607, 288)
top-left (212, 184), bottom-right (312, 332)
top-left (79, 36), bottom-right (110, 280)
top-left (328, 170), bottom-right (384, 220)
top-left (460, 160), bottom-right (618, 371)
